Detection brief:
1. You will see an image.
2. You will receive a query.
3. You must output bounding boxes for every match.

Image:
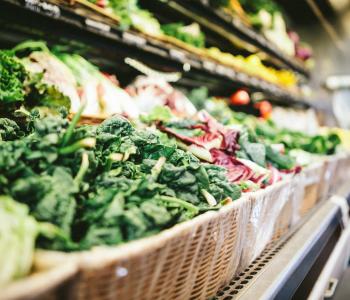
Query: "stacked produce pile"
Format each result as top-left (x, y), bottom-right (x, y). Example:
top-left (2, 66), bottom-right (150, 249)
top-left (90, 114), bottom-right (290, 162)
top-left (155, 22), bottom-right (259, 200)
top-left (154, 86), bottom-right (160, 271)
top-left (210, 0), bottom-right (313, 62)
top-left (84, 0), bottom-right (298, 88)
top-left (0, 42), bottom-right (342, 287)
top-left (199, 97), bottom-right (340, 164)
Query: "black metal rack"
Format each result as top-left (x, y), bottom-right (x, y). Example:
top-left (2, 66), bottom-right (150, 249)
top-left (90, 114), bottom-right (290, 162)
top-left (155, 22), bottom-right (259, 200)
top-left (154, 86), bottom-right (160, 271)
top-left (0, 0), bottom-right (313, 108)
top-left (140, 0), bottom-right (310, 78)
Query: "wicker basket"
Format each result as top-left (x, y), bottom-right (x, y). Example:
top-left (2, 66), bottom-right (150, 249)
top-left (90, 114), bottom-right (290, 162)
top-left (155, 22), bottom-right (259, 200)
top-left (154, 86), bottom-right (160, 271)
top-left (298, 162), bottom-right (326, 216)
top-left (330, 152), bottom-right (350, 193)
top-left (36, 178), bottom-right (295, 300)
top-left (237, 179), bottom-right (294, 274)
top-left (0, 252), bottom-right (78, 300)
top-left (273, 174), bottom-right (305, 238)
top-left (5, 162), bottom-right (334, 300)
top-left (317, 155), bottom-right (340, 203)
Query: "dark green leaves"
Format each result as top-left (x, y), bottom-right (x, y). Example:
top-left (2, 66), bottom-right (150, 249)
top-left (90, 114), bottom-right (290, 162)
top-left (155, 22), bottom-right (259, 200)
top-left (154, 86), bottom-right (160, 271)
top-left (0, 50), bottom-right (27, 104)
top-left (0, 118), bottom-right (24, 141)
top-left (0, 114), bottom-right (241, 251)
top-left (256, 121), bottom-right (341, 155)
top-left (265, 146), bottom-right (295, 170)
top-left (161, 23), bottom-right (206, 48)
top-left (238, 127), bottom-right (266, 167)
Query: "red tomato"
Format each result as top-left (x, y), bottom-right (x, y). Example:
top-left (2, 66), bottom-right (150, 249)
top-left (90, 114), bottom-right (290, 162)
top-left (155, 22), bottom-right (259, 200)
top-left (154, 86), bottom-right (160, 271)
top-left (230, 89), bottom-right (250, 105)
top-left (255, 101), bottom-right (272, 119)
top-left (96, 0), bottom-right (108, 8)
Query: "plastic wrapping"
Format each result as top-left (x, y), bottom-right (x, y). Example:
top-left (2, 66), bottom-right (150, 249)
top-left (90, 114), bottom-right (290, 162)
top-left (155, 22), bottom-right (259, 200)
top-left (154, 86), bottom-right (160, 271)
top-left (298, 162), bottom-right (325, 216)
top-left (237, 179), bottom-right (293, 273)
top-left (317, 155), bottom-right (339, 203)
top-left (330, 152), bottom-right (350, 192)
top-left (290, 173), bottom-right (306, 226)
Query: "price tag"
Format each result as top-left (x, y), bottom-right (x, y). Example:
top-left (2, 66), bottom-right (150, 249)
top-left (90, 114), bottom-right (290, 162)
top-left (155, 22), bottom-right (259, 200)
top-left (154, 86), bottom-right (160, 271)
top-left (226, 68), bottom-right (236, 78)
top-left (232, 18), bottom-right (241, 27)
top-left (169, 49), bottom-right (186, 61)
top-left (85, 19), bottom-right (110, 33)
top-left (259, 81), bottom-right (268, 90)
top-left (122, 32), bottom-right (146, 46)
top-left (203, 61), bottom-right (216, 73)
top-left (237, 72), bottom-right (248, 82)
top-left (24, 0), bottom-right (60, 18)
top-left (143, 45), bottom-right (168, 57)
top-left (188, 59), bottom-right (201, 69)
top-left (216, 65), bottom-right (228, 76)
top-left (250, 77), bottom-right (259, 86)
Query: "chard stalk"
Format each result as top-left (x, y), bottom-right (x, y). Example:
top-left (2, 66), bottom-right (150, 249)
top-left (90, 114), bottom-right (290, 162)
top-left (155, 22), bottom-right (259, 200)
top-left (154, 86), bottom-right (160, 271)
top-left (109, 167), bottom-right (122, 177)
top-left (151, 157), bottom-right (166, 179)
top-left (61, 102), bottom-right (86, 147)
top-left (201, 189), bottom-right (217, 206)
top-left (74, 152), bottom-right (89, 186)
top-left (14, 106), bottom-right (31, 117)
top-left (122, 146), bottom-right (137, 161)
top-left (157, 195), bottom-right (199, 215)
top-left (12, 40), bottom-right (50, 53)
top-left (105, 153), bottom-right (124, 171)
top-left (59, 137), bottom-right (96, 155)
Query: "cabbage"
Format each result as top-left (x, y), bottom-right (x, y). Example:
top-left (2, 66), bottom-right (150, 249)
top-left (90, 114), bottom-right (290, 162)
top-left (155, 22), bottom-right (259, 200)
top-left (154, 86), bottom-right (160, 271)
top-left (0, 196), bottom-right (41, 285)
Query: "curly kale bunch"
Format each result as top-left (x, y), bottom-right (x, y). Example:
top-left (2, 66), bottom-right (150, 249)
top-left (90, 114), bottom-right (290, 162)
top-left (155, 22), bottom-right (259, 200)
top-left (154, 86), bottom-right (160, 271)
top-left (0, 50), bottom-right (27, 104)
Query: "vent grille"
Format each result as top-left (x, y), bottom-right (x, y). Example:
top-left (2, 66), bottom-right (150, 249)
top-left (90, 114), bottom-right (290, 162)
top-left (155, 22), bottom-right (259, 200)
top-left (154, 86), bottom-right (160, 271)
top-left (215, 233), bottom-right (295, 299)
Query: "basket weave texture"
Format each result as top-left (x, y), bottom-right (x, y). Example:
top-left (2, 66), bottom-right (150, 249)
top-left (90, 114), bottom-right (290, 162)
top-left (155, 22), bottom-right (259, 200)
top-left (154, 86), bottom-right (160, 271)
top-left (68, 155), bottom-right (349, 300)
top-left (3, 154), bottom-right (350, 300)
top-left (57, 179), bottom-right (297, 300)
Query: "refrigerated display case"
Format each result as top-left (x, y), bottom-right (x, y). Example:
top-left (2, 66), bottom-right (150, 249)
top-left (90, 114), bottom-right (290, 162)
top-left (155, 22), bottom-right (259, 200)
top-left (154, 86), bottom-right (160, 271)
top-left (1, 1), bottom-right (349, 299)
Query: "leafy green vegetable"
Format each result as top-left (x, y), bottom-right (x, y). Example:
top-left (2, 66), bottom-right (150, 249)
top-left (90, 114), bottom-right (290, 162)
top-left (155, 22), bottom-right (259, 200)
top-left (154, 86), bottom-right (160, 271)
top-left (0, 118), bottom-right (24, 141)
top-left (239, 0), bottom-right (281, 15)
top-left (255, 121), bottom-right (341, 155)
top-left (0, 51), bottom-right (27, 104)
top-left (25, 72), bottom-right (71, 111)
top-left (0, 113), bottom-right (240, 251)
top-left (88, 0), bottom-right (162, 35)
top-left (204, 98), bottom-right (340, 157)
top-left (187, 86), bottom-right (209, 110)
top-left (265, 145), bottom-right (295, 170)
top-left (140, 106), bottom-right (172, 124)
top-left (162, 23), bottom-right (206, 48)
top-left (209, 0), bottom-right (230, 8)
top-left (0, 44), bottom-right (72, 117)
top-left (237, 127), bottom-right (266, 167)
top-left (0, 195), bottom-right (57, 285)
top-left (0, 51), bottom-right (28, 116)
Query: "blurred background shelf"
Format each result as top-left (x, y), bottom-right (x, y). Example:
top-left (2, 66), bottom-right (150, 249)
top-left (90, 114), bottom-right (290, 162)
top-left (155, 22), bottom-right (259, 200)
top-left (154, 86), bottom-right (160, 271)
top-left (0, 0), bottom-right (315, 110)
top-left (141, 0), bottom-right (310, 77)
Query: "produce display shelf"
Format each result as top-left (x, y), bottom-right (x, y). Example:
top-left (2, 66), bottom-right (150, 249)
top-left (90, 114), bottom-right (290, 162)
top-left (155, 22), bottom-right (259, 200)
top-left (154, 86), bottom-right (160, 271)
top-left (0, 0), bottom-right (313, 109)
top-left (141, 0), bottom-right (310, 78)
top-left (215, 193), bottom-right (349, 300)
top-left (194, 0), bottom-right (310, 77)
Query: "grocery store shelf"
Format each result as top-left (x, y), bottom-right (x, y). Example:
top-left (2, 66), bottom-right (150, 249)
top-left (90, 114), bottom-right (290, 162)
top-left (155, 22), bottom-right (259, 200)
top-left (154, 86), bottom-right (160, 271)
top-left (0, 0), bottom-right (313, 109)
top-left (140, 0), bottom-right (309, 78)
top-left (216, 198), bottom-right (347, 300)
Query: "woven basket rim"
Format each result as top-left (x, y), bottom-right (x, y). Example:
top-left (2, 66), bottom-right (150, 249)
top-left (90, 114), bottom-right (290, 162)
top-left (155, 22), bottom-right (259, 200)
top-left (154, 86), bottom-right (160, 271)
top-left (31, 162), bottom-right (334, 271)
top-left (38, 177), bottom-right (293, 271)
top-left (33, 160), bottom-right (342, 271)
top-left (1, 260), bottom-right (77, 300)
